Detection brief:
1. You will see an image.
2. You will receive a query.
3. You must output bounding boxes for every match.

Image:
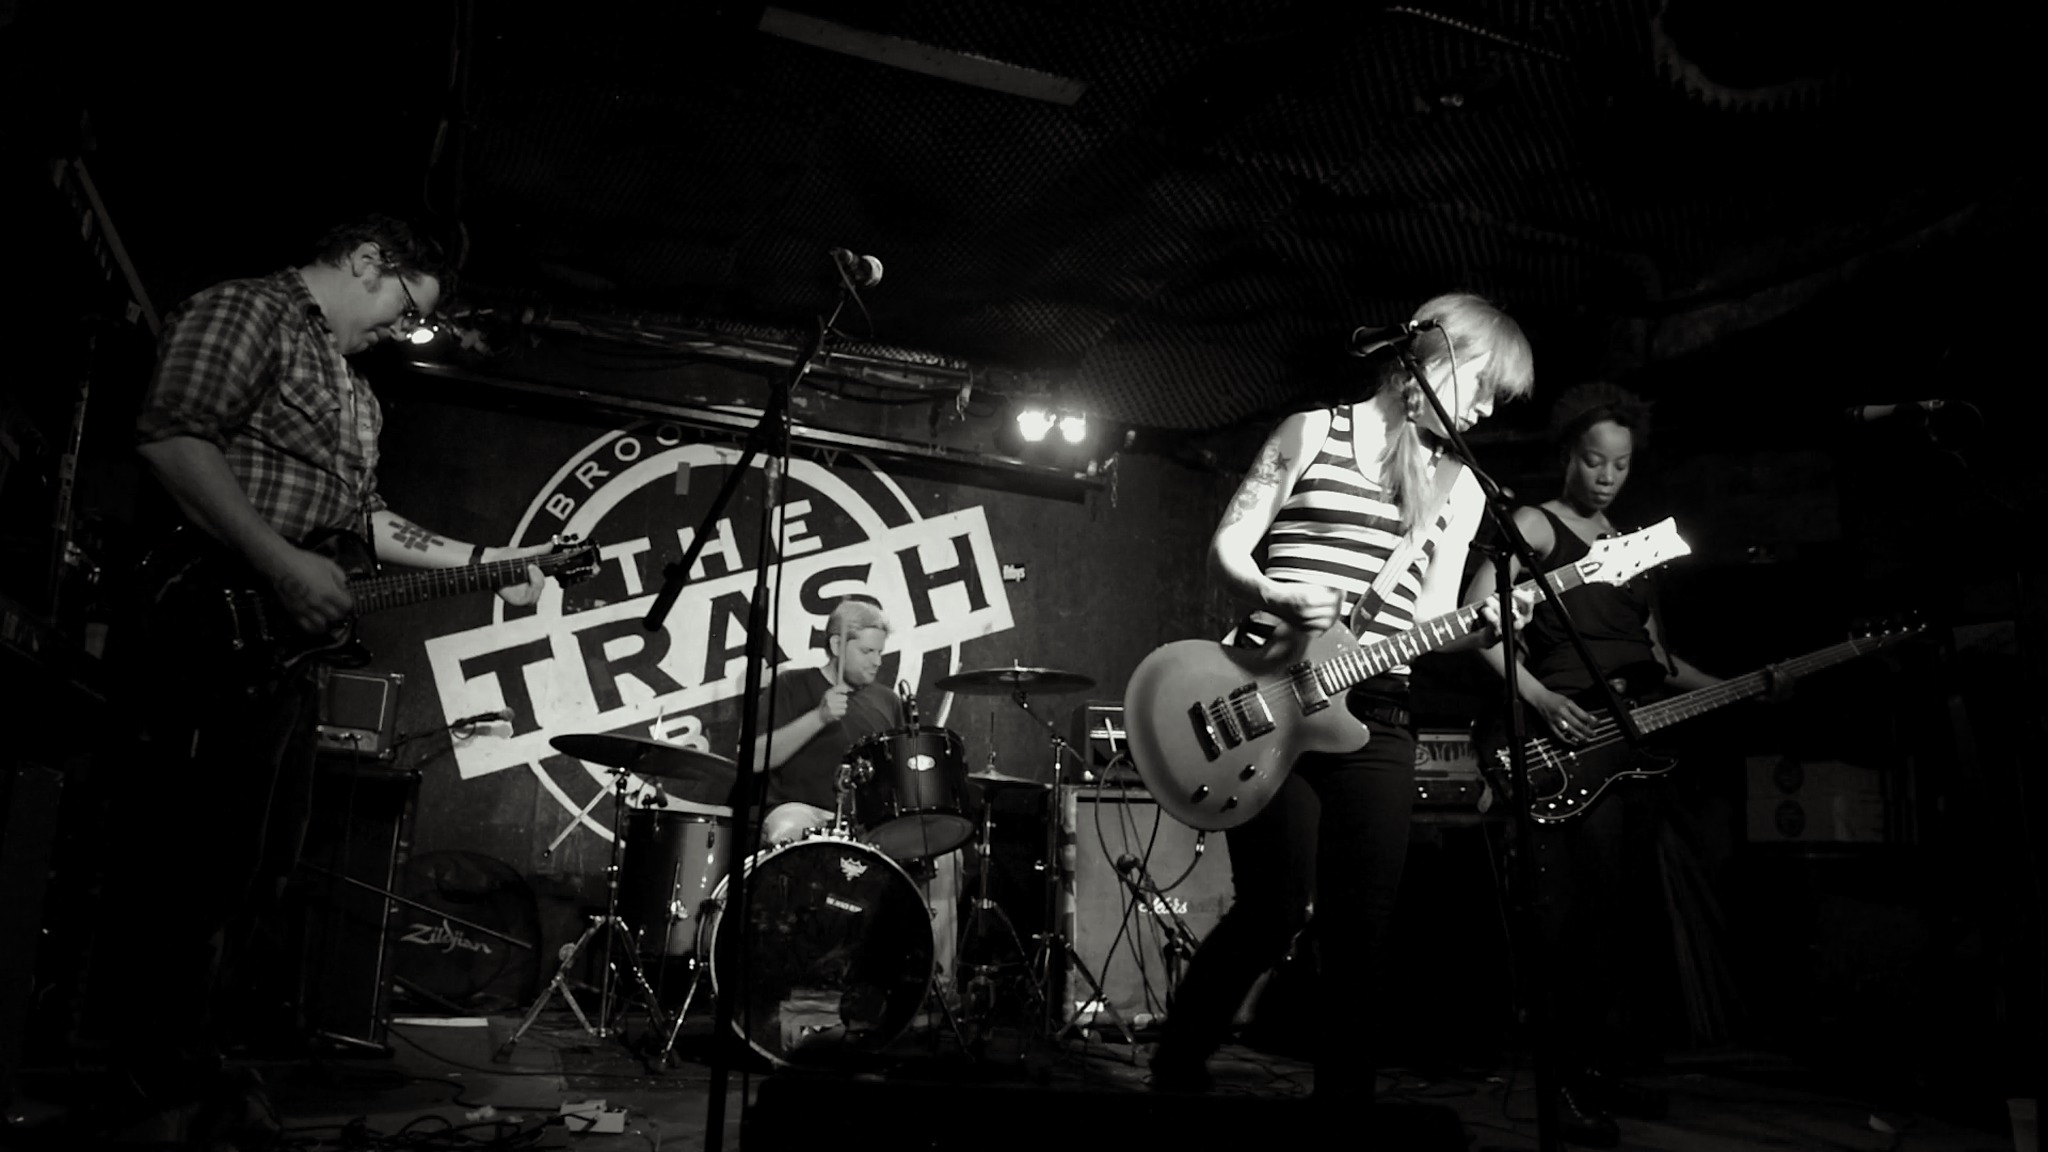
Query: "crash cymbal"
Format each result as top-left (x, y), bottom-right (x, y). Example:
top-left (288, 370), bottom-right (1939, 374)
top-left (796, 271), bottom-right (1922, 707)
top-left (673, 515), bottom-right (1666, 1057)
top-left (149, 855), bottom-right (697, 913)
top-left (934, 664), bottom-right (1096, 696)
top-left (550, 733), bottom-right (738, 805)
top-left (966, 770), bottom-right (1050, 791)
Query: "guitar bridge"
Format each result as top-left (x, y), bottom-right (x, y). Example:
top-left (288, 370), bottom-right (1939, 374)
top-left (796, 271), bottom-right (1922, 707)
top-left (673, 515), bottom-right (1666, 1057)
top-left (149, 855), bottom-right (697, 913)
top-left (1186, 704), bottom-right (1222, 762)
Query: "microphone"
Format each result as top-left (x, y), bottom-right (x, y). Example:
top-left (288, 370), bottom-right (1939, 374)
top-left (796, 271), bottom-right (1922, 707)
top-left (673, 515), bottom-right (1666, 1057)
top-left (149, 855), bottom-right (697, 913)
top-left (830, 247), bottom-right (884, 288)
top-left (1348, 317), bottom-right (1440, 357)
top-left (1844, 399), bottom-right (1946, 423)
top-left (898, 680), bottom-right (919, 728)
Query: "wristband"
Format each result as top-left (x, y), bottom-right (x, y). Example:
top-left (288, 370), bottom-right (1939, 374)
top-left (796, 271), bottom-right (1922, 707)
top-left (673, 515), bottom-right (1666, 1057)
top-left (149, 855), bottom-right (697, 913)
top-left (470, 544), bottom-right (488, 565)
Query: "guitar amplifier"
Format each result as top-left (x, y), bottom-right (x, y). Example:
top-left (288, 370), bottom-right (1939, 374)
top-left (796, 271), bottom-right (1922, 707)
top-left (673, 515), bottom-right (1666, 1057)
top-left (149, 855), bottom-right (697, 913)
top-left (317, 669), bottom-right (404, 759)
top-left (1070, 701), bottom-right (1140, 783)
top-left (1413, 727), bottom-right (1493, 823)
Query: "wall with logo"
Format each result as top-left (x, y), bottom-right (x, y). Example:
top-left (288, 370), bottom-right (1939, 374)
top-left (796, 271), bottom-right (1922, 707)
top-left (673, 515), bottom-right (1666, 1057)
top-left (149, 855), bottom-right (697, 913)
top-left (349, 386), bottom-right (1238, 978)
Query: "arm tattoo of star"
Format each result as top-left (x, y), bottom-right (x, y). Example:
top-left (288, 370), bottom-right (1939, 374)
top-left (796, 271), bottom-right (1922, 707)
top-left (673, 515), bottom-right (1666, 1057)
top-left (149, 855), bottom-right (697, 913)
top-left (1221, 444), bottom-right (1292, 526)
top-left (391, 520), bottom-right (444, 553)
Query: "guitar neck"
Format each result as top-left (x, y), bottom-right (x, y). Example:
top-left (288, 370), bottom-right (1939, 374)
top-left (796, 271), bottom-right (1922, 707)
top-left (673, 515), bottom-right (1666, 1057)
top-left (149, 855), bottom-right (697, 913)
top-left (349, 556), bottom-right (553, 614)
top-left (1626, 637), bottom-right (1876, 734)
top-left (1317, 566), bottom-right (1591, 694)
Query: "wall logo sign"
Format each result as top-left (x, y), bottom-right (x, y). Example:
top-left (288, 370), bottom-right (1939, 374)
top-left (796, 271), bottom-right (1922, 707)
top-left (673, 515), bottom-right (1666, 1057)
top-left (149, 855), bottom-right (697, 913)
top-left (423, 422), bottom-right (1015, 838)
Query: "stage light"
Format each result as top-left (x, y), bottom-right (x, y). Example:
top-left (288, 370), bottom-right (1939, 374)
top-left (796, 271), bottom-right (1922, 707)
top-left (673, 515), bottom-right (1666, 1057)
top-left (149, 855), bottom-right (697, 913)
top-left (407, 324), bottom-right (438, 346)
top-left (1058, 413), bottom-right (1087, 444)
top-left (1016, 407), bottom-right (1056, 442)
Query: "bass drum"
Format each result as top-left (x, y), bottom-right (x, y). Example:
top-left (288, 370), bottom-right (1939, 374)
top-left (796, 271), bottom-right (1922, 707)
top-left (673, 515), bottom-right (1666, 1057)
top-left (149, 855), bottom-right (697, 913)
top-left (700, 835), bottom-right (933, 1066)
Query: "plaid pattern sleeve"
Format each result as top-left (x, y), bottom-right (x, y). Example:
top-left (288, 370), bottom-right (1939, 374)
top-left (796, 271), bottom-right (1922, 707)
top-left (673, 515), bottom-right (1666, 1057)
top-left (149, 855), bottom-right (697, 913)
top-left (137, 277), bottom-right (286, 450)
top-left (138, 272), bottom-right (382, 541)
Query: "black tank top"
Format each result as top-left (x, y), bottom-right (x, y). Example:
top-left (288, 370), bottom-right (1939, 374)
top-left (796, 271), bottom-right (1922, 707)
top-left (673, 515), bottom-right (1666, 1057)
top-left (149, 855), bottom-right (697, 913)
top-left (1522, 506), bottom-right (1666, 699)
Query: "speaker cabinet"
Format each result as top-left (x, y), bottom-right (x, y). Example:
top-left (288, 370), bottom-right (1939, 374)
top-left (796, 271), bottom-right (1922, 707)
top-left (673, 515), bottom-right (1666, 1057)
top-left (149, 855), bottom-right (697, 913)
top-left (286, 761), bottom-right (418, 1050)
top-left (1060, 785), bottom-right (1233, 1027)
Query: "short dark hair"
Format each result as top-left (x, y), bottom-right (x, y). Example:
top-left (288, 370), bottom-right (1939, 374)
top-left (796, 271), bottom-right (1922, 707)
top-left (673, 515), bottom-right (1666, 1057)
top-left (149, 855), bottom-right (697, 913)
top-left (313, 214), bottom-right (459, 300)
top-left (1549, 380), bottom-right (1651, 453)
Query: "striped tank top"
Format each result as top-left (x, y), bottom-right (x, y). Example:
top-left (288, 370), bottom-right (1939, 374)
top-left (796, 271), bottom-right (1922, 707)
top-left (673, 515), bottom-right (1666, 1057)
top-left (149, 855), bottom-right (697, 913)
top-left (1258, 406), bottom-right (1457, 663)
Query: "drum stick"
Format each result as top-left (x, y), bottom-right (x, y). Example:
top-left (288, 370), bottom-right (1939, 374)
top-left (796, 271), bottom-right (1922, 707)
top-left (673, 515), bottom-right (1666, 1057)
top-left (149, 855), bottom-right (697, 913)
top-left (935, 689), bottom-right (955, 730)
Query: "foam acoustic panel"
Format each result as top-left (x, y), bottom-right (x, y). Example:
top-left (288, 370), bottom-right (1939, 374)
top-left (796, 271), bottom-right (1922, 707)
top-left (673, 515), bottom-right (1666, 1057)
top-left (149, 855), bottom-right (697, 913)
top-left (747, 1074), bottom-right (1468, 1149)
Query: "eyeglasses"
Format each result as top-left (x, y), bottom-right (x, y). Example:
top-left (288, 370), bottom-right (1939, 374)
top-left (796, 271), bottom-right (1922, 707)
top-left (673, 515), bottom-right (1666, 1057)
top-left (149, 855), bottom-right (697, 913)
top-left (394, 276), bottom-right (423, 333)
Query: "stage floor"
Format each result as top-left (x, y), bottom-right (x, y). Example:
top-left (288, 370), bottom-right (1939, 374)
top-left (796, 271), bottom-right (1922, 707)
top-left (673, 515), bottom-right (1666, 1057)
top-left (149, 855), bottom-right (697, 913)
top-left (7, 1011), bottom-right (2024, 1150)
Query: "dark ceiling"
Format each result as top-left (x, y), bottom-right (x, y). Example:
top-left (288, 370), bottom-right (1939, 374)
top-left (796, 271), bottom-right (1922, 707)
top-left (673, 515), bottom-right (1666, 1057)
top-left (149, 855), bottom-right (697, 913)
top-left (5, 0), bottom-right (2033, 441)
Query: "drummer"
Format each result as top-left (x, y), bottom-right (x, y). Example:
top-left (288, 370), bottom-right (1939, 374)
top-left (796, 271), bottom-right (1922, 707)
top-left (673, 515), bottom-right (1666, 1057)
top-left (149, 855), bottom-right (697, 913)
top-left (746, 595), bottom-right (962, 1004)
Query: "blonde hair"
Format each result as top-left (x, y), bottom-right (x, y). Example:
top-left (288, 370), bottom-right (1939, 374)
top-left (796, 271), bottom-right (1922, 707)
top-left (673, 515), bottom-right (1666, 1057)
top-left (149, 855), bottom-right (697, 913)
top-left (825, 596), bottom-right (890, 653)
top-left (1371, 292), bottom-right (1534, 535)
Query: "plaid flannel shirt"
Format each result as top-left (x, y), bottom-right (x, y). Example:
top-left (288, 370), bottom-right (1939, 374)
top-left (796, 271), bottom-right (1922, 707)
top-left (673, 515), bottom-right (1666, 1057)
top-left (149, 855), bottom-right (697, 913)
top-left (137, 269), bottom-right (386, 544)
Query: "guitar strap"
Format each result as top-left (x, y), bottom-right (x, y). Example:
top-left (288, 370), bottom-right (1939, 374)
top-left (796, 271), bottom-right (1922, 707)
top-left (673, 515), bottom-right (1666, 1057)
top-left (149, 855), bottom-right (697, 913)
top-left (1346, 454), bottom-right (1469, 635)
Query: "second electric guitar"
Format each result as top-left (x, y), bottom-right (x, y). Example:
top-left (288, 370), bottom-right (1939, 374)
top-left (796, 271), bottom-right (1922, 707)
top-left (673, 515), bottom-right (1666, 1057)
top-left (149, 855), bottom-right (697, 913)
top-left (1124, 518), bottom-right (1692, 831)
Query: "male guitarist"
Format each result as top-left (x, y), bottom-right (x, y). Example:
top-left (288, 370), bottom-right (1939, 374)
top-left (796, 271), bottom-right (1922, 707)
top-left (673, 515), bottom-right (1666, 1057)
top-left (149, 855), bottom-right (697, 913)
top-left (1463, 380), bottom-right (1792, 1146)
top-left (1148, 293), bottom-right (1533, 1106)
top-left (96, 215), bottom-right (554, 1146)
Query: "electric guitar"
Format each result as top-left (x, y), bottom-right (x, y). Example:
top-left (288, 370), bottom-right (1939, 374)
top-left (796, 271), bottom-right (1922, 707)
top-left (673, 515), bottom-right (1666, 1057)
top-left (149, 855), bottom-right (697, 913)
top-left (1484, 617), bottom-right (1925, 823)
top-left (1123, 518), bottom-right (1692, 831)
top-left (134, 525), bottom-right (600, 685)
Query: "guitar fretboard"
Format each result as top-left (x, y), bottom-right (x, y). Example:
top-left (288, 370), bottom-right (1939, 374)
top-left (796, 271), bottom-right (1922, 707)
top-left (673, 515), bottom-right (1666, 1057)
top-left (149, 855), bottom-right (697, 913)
top-left (350, 556), bottom-right (564, 614)
top-left (1314, 566), bottom-right (1593, 694)
top-left (1623, 636), bottom-right (1882, 735)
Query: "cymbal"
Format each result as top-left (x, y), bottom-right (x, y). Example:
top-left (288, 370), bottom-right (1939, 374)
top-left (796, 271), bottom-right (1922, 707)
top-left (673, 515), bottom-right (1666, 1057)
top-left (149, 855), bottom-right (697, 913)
top-left (550, 733), bottom-right (737, 804)
top-left (935, 665), bottom-right (1095, 696)
top-left (967, 770), bottom-right (1049, 791)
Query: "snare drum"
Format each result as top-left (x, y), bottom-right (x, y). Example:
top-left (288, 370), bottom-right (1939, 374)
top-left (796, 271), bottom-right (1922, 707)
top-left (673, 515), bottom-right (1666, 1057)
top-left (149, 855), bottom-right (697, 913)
top-left (618, 810), bottom-right (729, 957)
top-left (847, 726), bottom-right (972, 861)
top-left (699, 836), bottom-right (933, 1066)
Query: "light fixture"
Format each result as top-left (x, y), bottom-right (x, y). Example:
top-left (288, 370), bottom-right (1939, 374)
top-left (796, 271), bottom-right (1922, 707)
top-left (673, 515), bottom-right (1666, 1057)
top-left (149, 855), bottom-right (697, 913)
top-left (1058, 413), bottom-right (1087, 444)
top-left (1015, 408), bottom-right (1057, 443)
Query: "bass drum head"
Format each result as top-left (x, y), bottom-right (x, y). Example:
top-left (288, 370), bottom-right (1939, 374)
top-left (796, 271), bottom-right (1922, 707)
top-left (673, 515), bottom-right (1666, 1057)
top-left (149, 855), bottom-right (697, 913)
top-left (704, 837), bottom-right (933, 1066)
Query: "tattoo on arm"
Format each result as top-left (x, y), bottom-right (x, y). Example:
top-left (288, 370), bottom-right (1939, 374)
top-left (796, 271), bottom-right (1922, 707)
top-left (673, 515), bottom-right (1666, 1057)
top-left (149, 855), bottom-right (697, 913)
top-left (1222, 443), bottom-right (1292, 526)
top-left (389, 519), bottom-right (445, 553)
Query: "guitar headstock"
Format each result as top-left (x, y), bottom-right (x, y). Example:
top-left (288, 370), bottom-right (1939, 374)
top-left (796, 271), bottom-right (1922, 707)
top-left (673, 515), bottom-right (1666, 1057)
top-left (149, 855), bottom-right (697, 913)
top-left (1578, 517), bottom-right (1691, 587)
top-left (1849, 613), bottom-right (1927, 652)
top-left (543, 534), bottom-right (603, 587)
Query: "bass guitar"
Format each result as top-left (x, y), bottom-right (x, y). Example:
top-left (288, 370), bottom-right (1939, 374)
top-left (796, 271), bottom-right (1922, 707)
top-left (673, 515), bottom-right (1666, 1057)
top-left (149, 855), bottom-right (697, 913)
top-left (1487, 617), bottom-right (1925, 823)
top-left (135, 525), bottom-right (600, 685)
top-left (1124, 518), bottom-right (1691, 831)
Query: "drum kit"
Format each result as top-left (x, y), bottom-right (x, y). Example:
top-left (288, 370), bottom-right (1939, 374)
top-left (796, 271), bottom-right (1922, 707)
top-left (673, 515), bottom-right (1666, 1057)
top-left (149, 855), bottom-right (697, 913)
top-left (496, 660), bottom-right (1117, 1069)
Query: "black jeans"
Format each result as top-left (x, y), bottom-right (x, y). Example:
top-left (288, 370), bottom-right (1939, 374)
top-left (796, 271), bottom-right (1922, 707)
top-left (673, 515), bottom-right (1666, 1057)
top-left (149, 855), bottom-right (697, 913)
top-left (1525, 777), bottom-right (1666, 1076)
top-left (92, 664), bottom-right (323, 1074)
top-left (1159, 694), bottom-right (1417, 1096)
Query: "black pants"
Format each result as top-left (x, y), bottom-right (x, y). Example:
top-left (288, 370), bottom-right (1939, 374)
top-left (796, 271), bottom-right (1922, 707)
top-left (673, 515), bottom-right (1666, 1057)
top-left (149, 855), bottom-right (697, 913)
top-left (1525, 777), bottom-right (1666, 1076)
top-left (1159, 699), bottom-right (1417, 1095)
top-left (91, 664), bottom-right (322, 1075)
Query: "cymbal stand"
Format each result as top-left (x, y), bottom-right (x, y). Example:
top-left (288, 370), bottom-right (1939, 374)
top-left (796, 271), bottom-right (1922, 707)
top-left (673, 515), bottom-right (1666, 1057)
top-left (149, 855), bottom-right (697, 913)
top-left (1010, 689), bottom-right (1136, 1053)
top-left (956, 784), bottom-right (1043, 1042)
top-left (497, 770), bottom-right (671, 1063)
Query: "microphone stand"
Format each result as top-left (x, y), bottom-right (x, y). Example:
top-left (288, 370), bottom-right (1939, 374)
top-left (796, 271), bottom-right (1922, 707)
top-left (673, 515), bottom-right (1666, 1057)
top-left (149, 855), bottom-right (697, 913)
top-left (643, 293), bottom-right (849, 1152)
top-left (1113, 855), bottom-right (1203, 1012)
top-left (1390, 338), bottom-right (1647, 1152)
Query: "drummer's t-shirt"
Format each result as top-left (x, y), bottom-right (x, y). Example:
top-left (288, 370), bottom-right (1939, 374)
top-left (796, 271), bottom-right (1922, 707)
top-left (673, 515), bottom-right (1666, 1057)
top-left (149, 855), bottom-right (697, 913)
top-left (759, 668), bottom-right (904, 812)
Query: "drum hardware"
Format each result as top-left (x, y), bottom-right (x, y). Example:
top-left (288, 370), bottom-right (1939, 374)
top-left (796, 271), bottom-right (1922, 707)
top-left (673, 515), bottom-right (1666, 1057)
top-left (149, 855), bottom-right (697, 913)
top-left (496, 739), bottom-right (705, 1063)
top-left (954, 771), bottom-right (1049, 1046)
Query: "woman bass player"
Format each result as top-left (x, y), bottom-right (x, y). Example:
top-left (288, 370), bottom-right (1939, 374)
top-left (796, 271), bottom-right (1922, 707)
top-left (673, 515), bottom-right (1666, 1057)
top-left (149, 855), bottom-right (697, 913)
top-left (1463, 380), bottom-right (1793, 1146)
top-left (1149, 293), bottom-right (1534, 1103)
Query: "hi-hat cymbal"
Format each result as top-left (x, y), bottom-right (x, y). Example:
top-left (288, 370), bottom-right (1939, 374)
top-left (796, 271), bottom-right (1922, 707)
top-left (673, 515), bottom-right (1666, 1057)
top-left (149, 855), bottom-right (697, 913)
top-left (550, 733), bottom-right (737, 805)
top-left (935, 665), bottom-right (1095, 696)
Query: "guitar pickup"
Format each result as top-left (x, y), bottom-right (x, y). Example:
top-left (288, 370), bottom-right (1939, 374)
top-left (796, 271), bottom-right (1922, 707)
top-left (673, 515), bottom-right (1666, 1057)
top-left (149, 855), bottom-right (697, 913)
top-left (1209, 697), bottom-right (1244, 748)
top-left (1288, 661), bottom-right (1330, 715)
top-left (1227, 684), bottom-right (1275, 739)
top-left (1186, 704), bottom-right (1222, 761)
